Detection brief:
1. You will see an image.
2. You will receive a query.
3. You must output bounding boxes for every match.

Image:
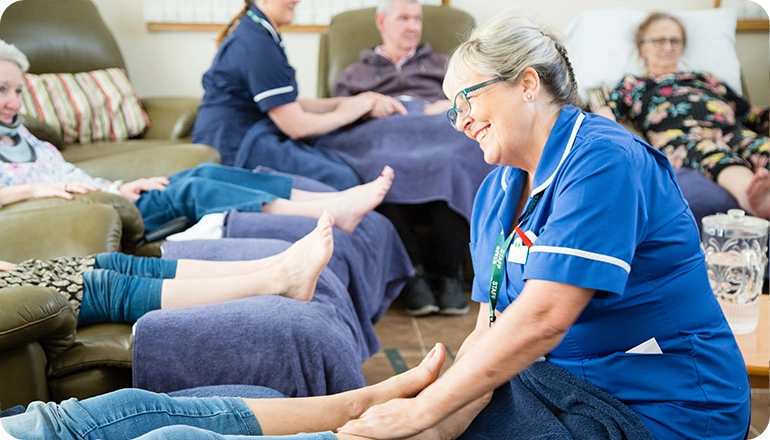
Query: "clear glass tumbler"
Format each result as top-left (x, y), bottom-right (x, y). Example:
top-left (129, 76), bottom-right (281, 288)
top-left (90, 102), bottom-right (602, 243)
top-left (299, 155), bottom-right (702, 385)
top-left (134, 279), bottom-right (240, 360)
top-left (701, 209), bottom-right (769, 334)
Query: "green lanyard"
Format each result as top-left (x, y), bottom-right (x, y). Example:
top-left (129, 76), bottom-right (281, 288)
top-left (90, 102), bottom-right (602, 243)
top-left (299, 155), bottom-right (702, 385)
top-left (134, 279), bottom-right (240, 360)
top-left (246, 9), bottom-right (281, 44)
top-left (487, 192), bottom-right (542, 326)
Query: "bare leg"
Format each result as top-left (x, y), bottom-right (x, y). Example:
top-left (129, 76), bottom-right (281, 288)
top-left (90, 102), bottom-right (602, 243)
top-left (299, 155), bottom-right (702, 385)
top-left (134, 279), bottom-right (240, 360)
top-left (716, 165), bottom-right (763, 216)
top-left (263, 166), bottom-right (394, 233)
top-left (746, 168), bottom-right (770, 219)
top-left (243, 343), bottom-right (446, 436)
top-left (160, 211), bottom-right (334, 308)
top-left (173, 211), bottom-right (334, 279)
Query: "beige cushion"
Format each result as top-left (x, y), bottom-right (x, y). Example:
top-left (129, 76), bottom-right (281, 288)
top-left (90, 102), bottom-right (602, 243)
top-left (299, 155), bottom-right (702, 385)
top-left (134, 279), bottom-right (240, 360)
top-left (21, 68), bottom-right (149, 144)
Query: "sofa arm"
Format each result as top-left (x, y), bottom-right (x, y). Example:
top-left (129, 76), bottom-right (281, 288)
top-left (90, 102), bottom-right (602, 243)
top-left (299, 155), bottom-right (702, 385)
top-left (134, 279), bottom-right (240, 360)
top-left (0, 203), bottom-right (124, 262)
top-left (0, 287), bottom-right (77, 357)
top-left (76, 143), bottom-right (221, 181)
top-left (140, 97), bottom-right (200, 140)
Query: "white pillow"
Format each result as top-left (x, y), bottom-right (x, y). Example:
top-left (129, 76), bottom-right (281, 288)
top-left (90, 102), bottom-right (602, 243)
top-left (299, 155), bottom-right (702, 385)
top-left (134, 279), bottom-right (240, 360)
top-left (562, 8), bottom-right (740, 103)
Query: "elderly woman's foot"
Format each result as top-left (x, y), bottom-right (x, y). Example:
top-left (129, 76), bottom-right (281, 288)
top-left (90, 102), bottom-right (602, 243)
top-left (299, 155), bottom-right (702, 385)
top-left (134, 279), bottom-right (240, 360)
top-left (280, 210), bottom-right (335, 301)
top-left (329, 166), bottom-right (394, 233)
top-left (746, 168), bottom-right (770, 219)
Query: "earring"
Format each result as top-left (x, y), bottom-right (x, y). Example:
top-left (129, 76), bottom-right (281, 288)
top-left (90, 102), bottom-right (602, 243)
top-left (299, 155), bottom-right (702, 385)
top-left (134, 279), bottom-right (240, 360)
top-left (526, 93), bottom-right (533, 100)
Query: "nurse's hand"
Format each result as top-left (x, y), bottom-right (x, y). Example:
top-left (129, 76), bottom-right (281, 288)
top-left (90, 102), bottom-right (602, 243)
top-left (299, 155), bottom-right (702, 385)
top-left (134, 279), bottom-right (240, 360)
top-left (337, 397), bottom-right (433, 439)
top-left (338, 94), bottom-right (377, 121)
top-left (367, 93), bottom-right (407, 118)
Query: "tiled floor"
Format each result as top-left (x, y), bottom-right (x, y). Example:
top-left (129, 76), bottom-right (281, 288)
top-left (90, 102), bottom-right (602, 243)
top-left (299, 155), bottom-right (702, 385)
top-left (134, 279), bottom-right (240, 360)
top-left (362, 290), bottom-right (770, 438)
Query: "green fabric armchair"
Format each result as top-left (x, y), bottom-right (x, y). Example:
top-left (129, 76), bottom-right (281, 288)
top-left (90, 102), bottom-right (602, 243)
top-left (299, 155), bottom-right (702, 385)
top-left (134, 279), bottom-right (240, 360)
top-left (316, 5), bottom-right (475, 98)
top-left (0, 0), bottom-right (220, 166)
top-left (0, 203), bottom-right (133, 410)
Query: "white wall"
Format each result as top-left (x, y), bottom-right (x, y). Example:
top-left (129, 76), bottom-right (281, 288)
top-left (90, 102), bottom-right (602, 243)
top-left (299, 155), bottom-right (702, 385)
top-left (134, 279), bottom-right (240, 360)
top-left (85, 0), bottom-right (768, 104)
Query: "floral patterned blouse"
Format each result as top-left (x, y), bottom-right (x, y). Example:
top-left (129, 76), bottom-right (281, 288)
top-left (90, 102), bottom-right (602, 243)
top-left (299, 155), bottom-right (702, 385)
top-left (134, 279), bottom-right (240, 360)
top-left (606, 71), bottom-right (769, 173)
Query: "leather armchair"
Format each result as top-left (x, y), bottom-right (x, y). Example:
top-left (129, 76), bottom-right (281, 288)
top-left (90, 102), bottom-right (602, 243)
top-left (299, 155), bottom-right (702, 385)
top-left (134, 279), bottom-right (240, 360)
top-left (0, 0), bottom-right (220, 166)
top-left (317, 5), bottom-right (475, 98)
top-left (0, 203), bottom-right (133, 409)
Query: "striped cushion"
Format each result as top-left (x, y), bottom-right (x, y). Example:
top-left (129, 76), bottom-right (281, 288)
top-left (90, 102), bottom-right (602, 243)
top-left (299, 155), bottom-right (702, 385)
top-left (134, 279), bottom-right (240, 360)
top-left (20, 68), bottom-right (150, 144)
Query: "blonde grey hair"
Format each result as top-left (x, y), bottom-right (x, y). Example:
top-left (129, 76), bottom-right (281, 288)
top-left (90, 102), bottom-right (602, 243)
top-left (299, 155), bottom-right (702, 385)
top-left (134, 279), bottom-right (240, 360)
top-left (376, 0), bottom-right (419, 16)
top-left (445, 9), bottom-right (578, 107)
top-left (0, 40), bottom-right (28, 72)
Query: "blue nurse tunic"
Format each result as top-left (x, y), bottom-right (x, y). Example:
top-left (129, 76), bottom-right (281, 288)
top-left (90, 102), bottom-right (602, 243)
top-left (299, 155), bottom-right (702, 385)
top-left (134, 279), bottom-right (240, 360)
top-left (469, 105), bottom-right (750, 439)
top-left (192, 5), bottom-right (360, 190)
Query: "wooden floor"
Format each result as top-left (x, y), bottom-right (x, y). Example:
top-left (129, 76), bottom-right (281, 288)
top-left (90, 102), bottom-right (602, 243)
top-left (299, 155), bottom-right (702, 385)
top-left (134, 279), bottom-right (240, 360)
top-left (362, 290), bottom-right (770, 438)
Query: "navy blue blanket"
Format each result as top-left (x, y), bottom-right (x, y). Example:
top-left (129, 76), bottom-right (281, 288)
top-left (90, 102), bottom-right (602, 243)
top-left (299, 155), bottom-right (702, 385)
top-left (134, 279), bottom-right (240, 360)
top-left (460, 361), bottom-right (653, 440)
top-left (133, 239), bottom-right (368, 397)
top-left (314, 100), bottom-right (495, 221)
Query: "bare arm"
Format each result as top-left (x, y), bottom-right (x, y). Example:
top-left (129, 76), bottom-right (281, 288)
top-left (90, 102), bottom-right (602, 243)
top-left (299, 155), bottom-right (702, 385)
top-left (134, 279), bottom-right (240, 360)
top-left (339, 280), bottom-right (595, 438)
top-left (0, 182), bottom-right (98, 206)
top-left (268, 95), bottom-right (376, 139)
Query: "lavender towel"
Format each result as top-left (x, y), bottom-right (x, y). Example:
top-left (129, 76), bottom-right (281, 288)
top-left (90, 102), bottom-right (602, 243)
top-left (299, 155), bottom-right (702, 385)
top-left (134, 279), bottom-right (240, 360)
top-left (314, 100), bottom-right (495, 221)
top-left (222, 210), bottom-right (412, 354)
top-left (132, 239), bottom-right (368, 397)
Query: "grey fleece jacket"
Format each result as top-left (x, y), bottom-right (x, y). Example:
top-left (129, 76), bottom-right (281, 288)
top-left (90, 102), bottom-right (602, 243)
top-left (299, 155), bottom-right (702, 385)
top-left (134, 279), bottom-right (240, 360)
top-left (332, 43), bottom-right (448, 103)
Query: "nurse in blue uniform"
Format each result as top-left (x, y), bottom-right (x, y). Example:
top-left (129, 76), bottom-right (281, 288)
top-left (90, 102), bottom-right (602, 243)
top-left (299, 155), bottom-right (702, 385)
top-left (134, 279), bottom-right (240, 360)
top-left (192, 0), bottom-right (405, 190)
top-left (337, 10), bottom-right (750, 440)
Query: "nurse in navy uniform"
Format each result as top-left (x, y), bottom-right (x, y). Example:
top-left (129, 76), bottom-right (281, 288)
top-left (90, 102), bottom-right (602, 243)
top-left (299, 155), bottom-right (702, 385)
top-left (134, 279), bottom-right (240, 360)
top-left (336, 9), bottom-right (750, 440)
top-left (193, 0), bottom-right (405, 190)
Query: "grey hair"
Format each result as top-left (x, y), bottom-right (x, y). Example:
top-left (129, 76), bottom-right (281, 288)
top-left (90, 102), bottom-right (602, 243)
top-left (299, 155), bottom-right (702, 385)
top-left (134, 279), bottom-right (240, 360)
top-left (445, 9), bottom-right (578, 108)
top-left (376, 0), bottom-right (419, 16)
top-left (0, 40), bottom-right (28, 72)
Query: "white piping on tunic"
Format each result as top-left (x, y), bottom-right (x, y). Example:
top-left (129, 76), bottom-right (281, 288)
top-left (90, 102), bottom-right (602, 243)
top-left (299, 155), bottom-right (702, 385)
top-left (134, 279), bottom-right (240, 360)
top-left (531, 113), bottom-right (584, 196)
top-left (253, 86), bottom-right (295, 103)
top-left (529, 245), bottom-right (632, 273)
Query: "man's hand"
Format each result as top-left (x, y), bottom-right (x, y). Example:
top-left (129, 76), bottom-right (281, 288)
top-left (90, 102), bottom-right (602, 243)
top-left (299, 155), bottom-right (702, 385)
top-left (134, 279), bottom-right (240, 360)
top-left (118, 177), bottom-right (170, 202)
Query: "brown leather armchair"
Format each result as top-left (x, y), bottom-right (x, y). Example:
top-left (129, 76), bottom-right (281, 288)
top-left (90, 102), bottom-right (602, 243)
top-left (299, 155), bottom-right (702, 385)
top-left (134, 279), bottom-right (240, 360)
top-left (316, 5), bottom-right (475, 98)
top-left (0, 0), bottom-right (220, 167)
top-left (0, 203), bottom-right (133, 409)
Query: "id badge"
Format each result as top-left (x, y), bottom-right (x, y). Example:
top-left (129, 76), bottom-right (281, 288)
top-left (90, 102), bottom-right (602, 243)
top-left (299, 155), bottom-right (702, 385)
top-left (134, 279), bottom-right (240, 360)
top-left (507, 236), bottom-right (529, 265)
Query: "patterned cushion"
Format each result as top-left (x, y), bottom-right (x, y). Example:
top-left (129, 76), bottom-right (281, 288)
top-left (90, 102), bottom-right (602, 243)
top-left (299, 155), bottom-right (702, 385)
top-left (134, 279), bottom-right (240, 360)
top-left (20, 68), bottom-right (150, 144)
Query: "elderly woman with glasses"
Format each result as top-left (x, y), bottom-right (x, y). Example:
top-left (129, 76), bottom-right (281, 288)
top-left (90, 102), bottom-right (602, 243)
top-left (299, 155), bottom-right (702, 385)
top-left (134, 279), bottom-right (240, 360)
top-left (337, 10), bottom-right (750, 440)
top-left (597, 12), bottom-right (770, 219)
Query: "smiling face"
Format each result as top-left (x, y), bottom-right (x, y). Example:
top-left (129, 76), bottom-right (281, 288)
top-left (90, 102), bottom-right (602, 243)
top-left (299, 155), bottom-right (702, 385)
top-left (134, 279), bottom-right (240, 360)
top-left (0, 59), bottom-right (23, 125)
top-left (639, 18), bottom-right (685, 76)
top-left (449, 73), bottom-right (530, 167)
top-left (257, 0), bottom-right (300, 27)
top-left (376, 0), bottom-right (423, 58)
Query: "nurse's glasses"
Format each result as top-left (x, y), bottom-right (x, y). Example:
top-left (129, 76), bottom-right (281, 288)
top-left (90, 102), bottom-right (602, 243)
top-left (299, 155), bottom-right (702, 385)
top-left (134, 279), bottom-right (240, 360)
top-left (446, 77), bottom-right (505, 129)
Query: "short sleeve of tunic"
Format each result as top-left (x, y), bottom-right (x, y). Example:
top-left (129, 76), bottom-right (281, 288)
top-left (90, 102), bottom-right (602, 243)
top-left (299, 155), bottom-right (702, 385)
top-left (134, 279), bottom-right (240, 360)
top-left (225, 17), bottom-right (299, 113)
top-left (522, 133), bottom-right (647, 298)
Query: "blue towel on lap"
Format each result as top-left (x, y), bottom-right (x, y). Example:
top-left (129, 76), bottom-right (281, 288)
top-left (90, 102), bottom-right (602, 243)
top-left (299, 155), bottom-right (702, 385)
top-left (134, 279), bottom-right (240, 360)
top-left (460, 361), bottom-right (653, 440)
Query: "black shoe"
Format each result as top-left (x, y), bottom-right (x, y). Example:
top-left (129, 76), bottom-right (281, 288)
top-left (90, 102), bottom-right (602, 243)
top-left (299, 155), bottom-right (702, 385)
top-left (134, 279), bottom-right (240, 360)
top-left (437, 276), bottom-right (469, 315)
top-left (402, 275), bottom-right (439, 316)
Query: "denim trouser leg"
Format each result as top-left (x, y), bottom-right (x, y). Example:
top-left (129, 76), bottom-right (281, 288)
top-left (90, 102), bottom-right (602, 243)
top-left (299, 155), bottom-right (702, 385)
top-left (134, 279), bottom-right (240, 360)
top-left (136, 164), bottom-right (295, 231)
top-left (0, 389), bottom-right (262, 440)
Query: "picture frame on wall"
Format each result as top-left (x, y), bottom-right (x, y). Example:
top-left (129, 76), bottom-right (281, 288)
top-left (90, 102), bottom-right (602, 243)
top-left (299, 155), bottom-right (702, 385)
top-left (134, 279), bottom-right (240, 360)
top-left (714, 0), bottom-right (769, 31)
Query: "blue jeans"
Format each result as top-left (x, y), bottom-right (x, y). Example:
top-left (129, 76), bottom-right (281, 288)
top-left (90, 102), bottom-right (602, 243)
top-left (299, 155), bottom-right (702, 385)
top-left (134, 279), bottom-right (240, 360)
top-left (0, 388), bottom-right (337, 440)
top-left (78, 253), bottom-right (178, 326)
top-left (136, 163), bottom-right (294, 231)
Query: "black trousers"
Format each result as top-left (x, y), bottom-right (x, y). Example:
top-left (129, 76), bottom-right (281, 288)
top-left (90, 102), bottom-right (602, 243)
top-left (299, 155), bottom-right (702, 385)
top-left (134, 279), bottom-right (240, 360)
top-left (376, 201), bottom-right (469, 279)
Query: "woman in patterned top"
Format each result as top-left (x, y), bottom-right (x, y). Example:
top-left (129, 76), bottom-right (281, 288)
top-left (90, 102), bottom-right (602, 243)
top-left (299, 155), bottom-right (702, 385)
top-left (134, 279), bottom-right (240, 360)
top-left (0, 39), bottom-right (395, 235)
top-left (0, 212), bottom-right (334, 327)
top-left (597, 12), bottom-right (770, 218)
